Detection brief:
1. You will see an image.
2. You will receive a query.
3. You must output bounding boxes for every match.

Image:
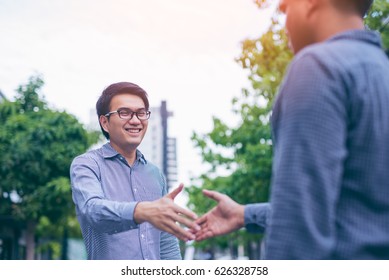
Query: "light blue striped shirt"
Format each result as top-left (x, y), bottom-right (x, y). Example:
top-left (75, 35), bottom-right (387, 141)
top-left (70, 143), bottom-right (181, 260)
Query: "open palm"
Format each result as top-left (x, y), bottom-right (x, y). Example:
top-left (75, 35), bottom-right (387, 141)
top-left (195, 190), bottom-right (245, 241)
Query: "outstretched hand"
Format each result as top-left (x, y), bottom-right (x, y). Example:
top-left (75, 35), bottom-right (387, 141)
top-left (134, 183), bottom-right (200, 242)
top-left (195, 189), bottom-right (245, 241)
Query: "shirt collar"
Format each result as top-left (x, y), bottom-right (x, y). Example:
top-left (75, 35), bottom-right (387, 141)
top-left (327, 29), bottom-right (382, 48)
top-left (102, 142), bottom-right (147, 164)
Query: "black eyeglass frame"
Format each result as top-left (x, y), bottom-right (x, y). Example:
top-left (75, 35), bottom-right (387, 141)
top-left (104, 108), bottom-right (151, 121)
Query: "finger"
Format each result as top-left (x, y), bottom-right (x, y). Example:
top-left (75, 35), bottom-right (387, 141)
top-left (195, 233), bottom-right (207, 241)
top-left (188, 228), bottom-right (198, 235)
top-left (202, 189), bottom-right (225, 203)
top-left (167, 183), bottom-right (184, 200)
top-left (195, 230), bottom-right (214, 241)
top-left (175, 214), bottom-right (201, 232)
top-left (195, 222), bottom-right (210, 236)
top-left (173, 204), bottom-right (198, 220)
top-left (196, 213), bottom-right (209, 226)
top-left (166, 222), bottom-right (196, 241)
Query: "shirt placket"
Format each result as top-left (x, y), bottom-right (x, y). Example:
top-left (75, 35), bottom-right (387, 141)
top-left (129, 162), bottom-right (150, 260)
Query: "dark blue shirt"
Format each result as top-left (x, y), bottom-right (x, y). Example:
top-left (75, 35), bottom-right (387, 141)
top-left (245, 30), bottom-right (389, 259)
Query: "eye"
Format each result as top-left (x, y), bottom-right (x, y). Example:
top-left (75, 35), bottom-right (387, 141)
top-left (137, 111), bottom-right (146, 117)
top-left (118, 108), bottom-right (131, 116)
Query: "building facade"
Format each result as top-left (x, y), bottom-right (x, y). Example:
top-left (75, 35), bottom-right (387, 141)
top-left (0, 90), bottom-right (6, 102)
top-left (138, 101), bottom-right (178, 190)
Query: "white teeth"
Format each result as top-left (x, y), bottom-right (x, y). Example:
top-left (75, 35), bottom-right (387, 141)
top-left (126, 128), bottom-right (141, 133)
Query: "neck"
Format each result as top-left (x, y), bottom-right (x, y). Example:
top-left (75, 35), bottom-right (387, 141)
top-left (110, 142), bottom-right (137, 165)
top-left (313, 9), bottom-right (365, 43)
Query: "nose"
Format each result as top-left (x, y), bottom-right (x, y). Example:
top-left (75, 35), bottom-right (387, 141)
top-left (128, 114), bottom-right (141, 125)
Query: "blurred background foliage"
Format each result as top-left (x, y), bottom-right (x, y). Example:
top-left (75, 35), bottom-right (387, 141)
top-left (0, 75), bottom-right (100, 259)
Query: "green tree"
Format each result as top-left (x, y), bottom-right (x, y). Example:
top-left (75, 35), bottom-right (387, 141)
top-left (187, 9), bottom-right (292, 258)
top-left (365, 0), bottom-right (389, 53)
top-left (0, 75), bottom-right (99, 259)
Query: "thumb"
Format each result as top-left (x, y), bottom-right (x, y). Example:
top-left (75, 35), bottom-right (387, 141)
top-left (167, 183), bottom-right (184, 200)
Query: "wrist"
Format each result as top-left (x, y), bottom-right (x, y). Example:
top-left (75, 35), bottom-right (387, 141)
top-left (236, 204), bottom-right (245, 229)
top-left (134, 201), bottom-right (151, 224)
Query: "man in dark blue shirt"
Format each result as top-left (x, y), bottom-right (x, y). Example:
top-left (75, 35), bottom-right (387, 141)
top-left (195, 0), bottom-right (389, 259)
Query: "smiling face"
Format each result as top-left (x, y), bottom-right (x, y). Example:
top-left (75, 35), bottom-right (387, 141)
top-left (100, 93), bottom-right (148, 156)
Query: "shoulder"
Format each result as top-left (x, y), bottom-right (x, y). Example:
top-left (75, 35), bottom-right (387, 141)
top-left (71, 146), bottom-right (105, 169)
top-left (136, 151), bottom-right (167, 189)
top-left (143, 159), bottom-right (166, 181)
top-left (144, 159), bottom-right (161, 173)
top-left (137, 150), bottom-right (162, 173)
top-left (272, 41), bottom-right (351, 128)
top-left (279, 34), bottom-right (364, 98)
top-left (290, 30), bottom-right (386, 77)
top-left (279, 44), bottom-right (339, 103)
top-left (288, 43), bottom-right (338, 78)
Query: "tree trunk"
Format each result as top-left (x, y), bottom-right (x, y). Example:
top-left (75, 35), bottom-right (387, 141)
top-left (25, 220), bottom-right (36, 260)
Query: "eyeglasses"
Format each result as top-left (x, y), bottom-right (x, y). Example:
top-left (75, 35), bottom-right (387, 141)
top-left (104, 108), bottom-right (151, 121)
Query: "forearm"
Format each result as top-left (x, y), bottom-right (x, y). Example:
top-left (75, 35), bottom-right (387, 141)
top-left (74, 193), bottom-right (139, 234)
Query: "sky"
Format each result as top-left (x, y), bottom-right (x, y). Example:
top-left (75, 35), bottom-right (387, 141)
top-left (0, 0), bottom-right (279, 187)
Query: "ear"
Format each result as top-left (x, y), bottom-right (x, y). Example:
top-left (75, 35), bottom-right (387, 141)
top-left (306, 0), bottom-right (320, 18)
top-left (99, 115), bottom-right (109, 134)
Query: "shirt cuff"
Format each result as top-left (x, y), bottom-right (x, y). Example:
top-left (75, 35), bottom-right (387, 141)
top-left (121, 201), bottom-right (139, 230)
top-left (244, 203), bottom-right (270, 234)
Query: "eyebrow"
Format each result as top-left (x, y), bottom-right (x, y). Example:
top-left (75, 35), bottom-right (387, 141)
top-left (117, 107), bottom-right (147, 111)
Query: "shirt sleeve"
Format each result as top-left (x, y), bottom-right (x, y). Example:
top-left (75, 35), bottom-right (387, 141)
top-left (244, 203), bottom-right (270, 233)
top-left (160, 231), bottom-right (182, 260)
top-left (70, 154), bottom-right (139, 234)
top-left (265, 51), bottom-right (347, 259)
top-left (158, 171), bottom-right (182, 260)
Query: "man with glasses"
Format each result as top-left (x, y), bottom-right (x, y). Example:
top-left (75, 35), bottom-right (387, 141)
top-left (70, 82), bottom-right (199, 260)
top-left (195, 0), bottom-right (389, 259)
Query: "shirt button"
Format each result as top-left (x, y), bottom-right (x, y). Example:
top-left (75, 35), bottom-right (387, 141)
top-left (141, 234), bottom-right (145, 239)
